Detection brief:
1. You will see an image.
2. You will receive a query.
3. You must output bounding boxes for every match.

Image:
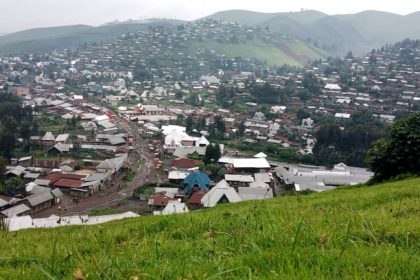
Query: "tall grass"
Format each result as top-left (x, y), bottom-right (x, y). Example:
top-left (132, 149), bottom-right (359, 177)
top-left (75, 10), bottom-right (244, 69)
top-left (0, 178), bottom-right (419, 279)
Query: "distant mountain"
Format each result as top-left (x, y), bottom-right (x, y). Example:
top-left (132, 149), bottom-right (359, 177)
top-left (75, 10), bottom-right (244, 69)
top-left (206, 10), bottom-right (420, 55)
top-left (0, 20), bottom-right (182, 55)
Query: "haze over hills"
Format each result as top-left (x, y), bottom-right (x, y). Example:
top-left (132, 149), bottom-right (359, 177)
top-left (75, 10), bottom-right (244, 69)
top-left (0, 18), bottom-right (325, 66)
top-left (207, 9), bottom-right (420, 55)
top-left (1, 9), bottom-right (420, 59)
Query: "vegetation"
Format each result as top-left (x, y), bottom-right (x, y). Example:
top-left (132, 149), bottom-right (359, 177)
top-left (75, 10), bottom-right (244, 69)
top-left (0, 90), bottom-right (34, 159)
top-left (208, 9), bottom-right (420, 55)
top-left (204, 143), bottom-right (222, 164)
top-left (314, 110), bottom-right (386, 167)
top-left (133, 182), bottom-right (180, 196)
top-left (189, 39), bottom-right (311, 66)
top-left (0, 178), bottom-right (419, 279)
top-left (88, 208), bottom-right (122, 217)
top-left (366, 112), bottom-right (420, 180)
top-left (0, 21), bottom-right (181, 55)
top-left (122, 169), bottom-right (136, 182)
top-left (236, 142), bottom-right (315, 164)
top-left (0, 177), bottom-right (24, 196)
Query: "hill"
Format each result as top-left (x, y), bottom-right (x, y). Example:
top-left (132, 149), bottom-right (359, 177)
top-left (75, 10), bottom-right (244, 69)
top-left (1, 178), bottom-right (419, 279)
top-left (0, 20), bottom-right (324, 67)
top-left (0, 21), bottom-right (182, 55)
top-left (206, 10), bottom-right (420, 55)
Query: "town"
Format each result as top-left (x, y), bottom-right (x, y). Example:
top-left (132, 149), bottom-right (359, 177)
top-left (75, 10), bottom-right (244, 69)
top-left (0, 20), bottom-right (419, 231)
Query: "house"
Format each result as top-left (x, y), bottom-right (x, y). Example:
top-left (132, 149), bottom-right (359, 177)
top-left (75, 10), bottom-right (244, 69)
top-left (148, 192), bottom-right (176, 212)
top-left (324, 83), bottom-right (342, 92)
top-left (50, 174), bottom-right (85, 192)
top-left (183, 172), bottom-right (211, 195)
top-left (238, 187), bottom-right (273, 201)
top-left (168, 170), bottom-right (191, 184)
top-left (59, 160), bottom-right (77, 172)
top-left (254, 173), bottom-right (273, 187)
top-left (201, 180), bottom-right (241, 208)
top-left (253, 152), bottom-right (267, 158)
top-left (17, 156), bottom-right (32, 167)
top-left (219, 157), bottom-right (271, 173)
top-left (96, 156), bottom-right (127, 174)
top-left (84, 172), bottom-right (112, 190)
top-left (55, 134), bottom-right (70, 144)
top-left (188, 190), bottom-right (207, 210)
top-left (42, 132), bottom-right (56, 146)
top-left (0, 204), bottom-right (31, 218)
top-left (5, 166), bottom-right (26, 179)
top-left (225, 174), bottom-right (254, 188)
top-left (171, 159), bottom-right (203, 170)
top-left (48, 143), bottom-right (72, 155)
top-left (155, 201), bottom-right (189, 215)
top-left (24, 184), bottom-right (56, 214)
top-left (335, 113), bottom-right (351, 119)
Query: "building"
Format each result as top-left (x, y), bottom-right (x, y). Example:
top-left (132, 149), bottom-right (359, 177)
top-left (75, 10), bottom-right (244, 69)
top-left (219, 157), bottom-right (271, 174)
top-left (201, 180), bottom-right (241, 208)
top-left (183, 172), bottom-right (211, 195)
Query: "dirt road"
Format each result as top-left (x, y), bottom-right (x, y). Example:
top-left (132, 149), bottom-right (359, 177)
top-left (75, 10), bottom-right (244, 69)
top-left (34, 116), bottom-right (159, 218)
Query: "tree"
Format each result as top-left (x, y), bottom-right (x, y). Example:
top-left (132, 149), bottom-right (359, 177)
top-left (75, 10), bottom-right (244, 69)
top-left (1, 177), bottom-right (24, 196)
top-left (73, 142), bottom-right (81, 155)
top-left (204, 144), bottom-right (215, 164)
top-left (20, 121), bottom-right (32, 142)
top-left (204, 144), bottom-right (221, 164)
top-left (186, 91), bottom-right (201, 107)
top-left (366, 113), bottom-right (420, 180)
top-left (0, 157), bottom-right (6, 183)
top-left (296, 108), bottom-right (310, 121)
top-left (238, 122), bottom-right (246, 138)
top-left (186, 115), bottom-right (194, 134)
top-left (0, 133), bottom-right (16, 159)
top-left (214, 116), bottom-right (226, 139)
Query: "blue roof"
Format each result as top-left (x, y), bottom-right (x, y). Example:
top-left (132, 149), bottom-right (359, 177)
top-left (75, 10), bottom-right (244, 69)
top-left (183, 172), bottom-right (211, 194)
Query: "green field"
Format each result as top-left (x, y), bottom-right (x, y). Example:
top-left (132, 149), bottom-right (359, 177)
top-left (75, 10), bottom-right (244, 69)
top-left (189, 39), bottom-right (322, 66)
top-left (1, 178), bottom-right (419, 279)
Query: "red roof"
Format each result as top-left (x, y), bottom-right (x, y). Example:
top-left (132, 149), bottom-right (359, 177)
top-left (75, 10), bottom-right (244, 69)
top-left (171, 159), bottom-right (203, 169)
top-left (44, 173), bottom-right (85, 184)
top-left (54, 178), bottom-right (83, 189)
top-left (188, 190), bottom-right (207, 205)
top-left (0, 194), bottom-right (13, 202)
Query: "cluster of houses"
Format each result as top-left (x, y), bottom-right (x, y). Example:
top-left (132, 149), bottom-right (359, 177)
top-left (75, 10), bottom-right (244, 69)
top-left (0, 19), bottom-right (417, 229)
top-left (0, 154), bottom-right (128, 219)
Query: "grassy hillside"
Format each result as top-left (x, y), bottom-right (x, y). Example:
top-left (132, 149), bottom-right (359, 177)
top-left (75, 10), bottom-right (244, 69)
top-left (1, 178), bottom-right (419, 279)
top-left (207, 10), bottom-right (420, 55)
top-left (189, 38), bottom-right (325, 67)
top-left (0, 21), bottom-right (181, 55)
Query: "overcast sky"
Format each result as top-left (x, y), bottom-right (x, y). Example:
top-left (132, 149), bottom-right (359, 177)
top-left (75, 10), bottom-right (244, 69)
top-left (2, 0), bottom-right (420, 33)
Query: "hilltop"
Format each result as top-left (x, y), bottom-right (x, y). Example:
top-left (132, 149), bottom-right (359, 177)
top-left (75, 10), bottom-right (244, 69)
top-left (206, 9), bottom-right (420, 55)
top-left (0, 21), bottom-right (181, 55)
top-left (1, 178), bottom-right (419, 279)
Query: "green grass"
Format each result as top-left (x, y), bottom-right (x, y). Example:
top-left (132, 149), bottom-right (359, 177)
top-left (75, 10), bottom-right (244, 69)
top-left (190, 40), bottom-right (302, 66)
top-left (88, 208), bottom-right (122, 217)
top-left (1, 178), bottom-right (419, 279)
top-left (287, 40), bottom-right (326, 60)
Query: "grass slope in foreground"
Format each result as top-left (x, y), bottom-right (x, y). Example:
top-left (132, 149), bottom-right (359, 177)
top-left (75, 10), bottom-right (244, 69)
top-left (1, 178), bottom-right (419, 279)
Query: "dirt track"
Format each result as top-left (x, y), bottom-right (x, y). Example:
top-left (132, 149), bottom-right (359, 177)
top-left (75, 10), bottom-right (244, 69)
top-left (33, 116), bottom-right (160, 218)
